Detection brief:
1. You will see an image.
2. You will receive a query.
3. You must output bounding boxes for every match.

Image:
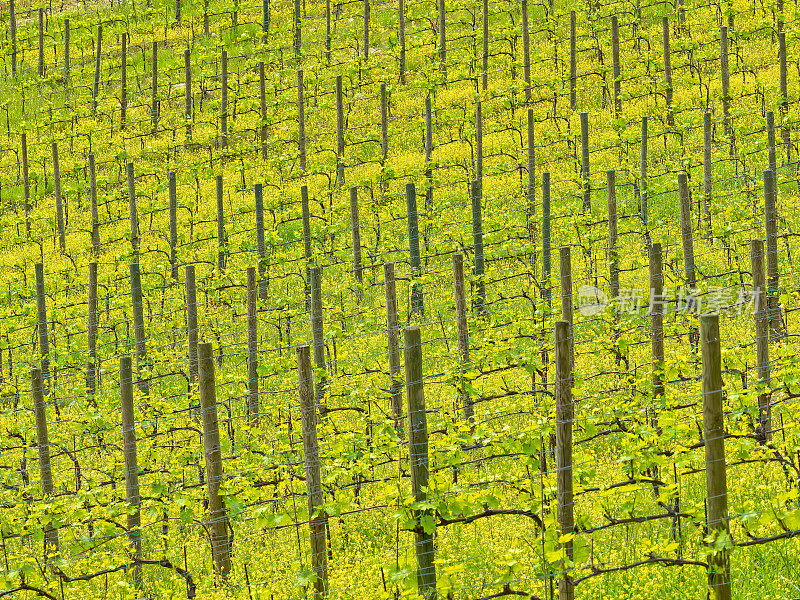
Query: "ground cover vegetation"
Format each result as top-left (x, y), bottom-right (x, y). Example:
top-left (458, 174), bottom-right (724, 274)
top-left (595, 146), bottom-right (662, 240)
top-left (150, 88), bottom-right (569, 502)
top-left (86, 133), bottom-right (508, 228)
top-left (0, 0), bottom-right (799, 597)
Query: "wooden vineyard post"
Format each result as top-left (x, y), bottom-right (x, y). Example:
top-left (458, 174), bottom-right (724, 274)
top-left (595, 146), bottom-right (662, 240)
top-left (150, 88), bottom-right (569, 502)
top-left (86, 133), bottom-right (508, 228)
top-left (350, 187), bottom-right (363, 287)
top-left (407, 182), bottom-right (424, 318)
top-left (611, 15), bottom-right (621, 116)
top-left (384, 263), bottom-right (403, 433)
top-left (703, 111), bottom-right (713, 235)
top-left (559, 246), bottom-right (574, 386)
top-left (580, 112), bottom-right (590, 212)
top-left (397, 0), bottom-right (406, 83)
top-left (198, 343), bottom-right (232, 580)
top-left (298, 70), bottom-right (306, 171)
top-left (121, 33), bottom-right (127, 130)
top-left (92, 25), bottom-right (102, 116)
top-left (764, 170), bottom-right (784, 340)
top-left (542, 172), bottom-right (551, 308)
top-left (336, 76), bottom-right (345, 186)
top-left (22, 133), bottom-right (31, 236)
top-left (216, 175), bottom-right (226, 274)
top-left (750, 239), bottom-right (771, 441)
top-left (247, 266), bottom-right (259, 423)
top-left (453, 254), bottom-right (472, 423)
top-left (380, 83), bottom-right (389, 162)
top-left (471, 180), bottom-right (485, 315)
top-left (220, 49), bottom-right (228, 148)
top-left (527, 109), bottom-right (535, 243)
top-left (89, 153), bottom-right (100, 255)
top-left (185, 49), bottom-right (192, 145)
top-left (32, 367), bottom-right (59, 558)
top-left (129, 261), bottom-right (149, 396)
top-left (64, 19), bottom-right (70, 91)
top-left (38, 9), bottom-right (44, 78)
top-left (127, 162), bottom-right (140, 256)
top-left (302, 185), bottom-right (312, 310)
top-left (35, 263), bottom-right (50, 393)
top-left (260, 62), bottom-right (267, 159)
top-left (404, 325), bottom-right (436, 598)
top-left (607, 170), bottom-right (619, 298)
top-left (425, 97), bottom-right (433, 213)
top-left (169, 172), bottom-right (178, 280)
top-left (767, 111), bottom-right (777, 179)
top-left (51, 143), bottom-right (66, 253)
top-left (720, 27), bottom-right (731, 143)
top-left (262, 0), bottom-right (269, 39)
top-left (569, 11), bottom-right (576, 110)
top-left (677, 173), bottom-right (696, 288)
top-left (325, 0), bottom-right (331, 63)
top-left (294, 0), bottom-right (302, 57)
top-left (10, 0), bottom-right (16, 77)
top-left (699, 314), bottom-right (731, 600)
top-left (438, 0), bottom-right (446, 82)
top-left (663, 17), bottom-right (674, 125)
top-left (650, 243), bottom-right (664, 401)
top-left (186, 265), bottom-right (199, 407)
top-left (554, 321), bottom-right (574, 600)
top-left (480, 0), bottom-right (488, 90)
top-left (296, 345), bottom-right (328, 599)
top-left (779, 31), bottom-right (790, 162)
top-left (475, 102), bottom-right (483, 185)
top-left (151, 41), bottom-right (159, 134)
top-left (120, 355), bottom-right (142, 587)
top-left (522, 0), bottom-right (531, 101)
top-left (310, 266), bottom-right (327, 412)
top-left (640, 117), bottom-right (648, 235)
top-left (255, 183), bottom-right (268, 302)
top-left (87, 262), bottom-right (99, 399)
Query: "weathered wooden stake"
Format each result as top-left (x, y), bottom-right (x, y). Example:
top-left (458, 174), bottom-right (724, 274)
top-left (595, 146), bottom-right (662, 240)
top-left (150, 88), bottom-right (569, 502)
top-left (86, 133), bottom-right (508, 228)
top-left (92, 25), bottom-right (102, 116)
top-left (336, 75), bottom-right (345, 186)
top-left (220, 49), bottom-right (228, 148)
top-left (384, 263), bottom-right (403, 433)
top-left (302, 185), bottom-right (312, 309)
top-left (542, 172), bottom-right (551, 307)
top-left (310, 266), bottom-right (327, 411)
top-left (259, 62), bottom-right (267, 159)
top-left (130, 262), bottom-right (149, 395)
top-left (38, 9), bottom-right (44, 78)
top-left (32, 367), bottom-right (59, 557)
top-left (611, 15), bottom-right (621, 116)
top-left (87, 263), bottom-right (99, 399)
top-left (640, 117), bottom-right (648, 233)
top-left (607, 170), bottom-right (619, 298)
top-left (764, 169), bottom-right (783, 340)
top-left (184, 49), bottom-right (192, 144)
top-left (247, 267), bottom-right (259, 423)
top-left (663, 17), bottom-right (674, 125)
top-left (64, 19), bottom-right (70, 90)
top-left (720, 27), bottom-right (731, 138)
top-left (438, 0), bottom-right (446, 81)
top-left (51, 143), bottom-right (66, 252)
top-left (296, 345), bottom-right (328, 599)
top-left (750, 239), bottom-right (771, 441)
top-left (350, 188), bottom-right (363, 286)
top-left (522, 0), bottom-right (531, 101)
top-left (121, 34), bottom-right (127, 130)
top-left (255, 183), bottom-right (267, 302)
top-left (35, 263), bottom-right (50, 391)
top-left (216, 174), bottom-right (226, 273)
top-left (554, 320), bottom-right (574, 600)
top-left (569, 11), bottom-right (576, 109)
top-left (404, 326), bottom-right (436, 598)
top-left (580, 112), bottom-right (590, 211)
top-left (169, 172), bottom-right (178, 280)
top-left (475, 101), bottom-right (483, 184)
top-left (120, 355), bottom-right (142, 587)
top-left (398, 0), bottom-right (406, 83)
top-left (380, 83), bottom-right (389, 161)
top-left (703, 112), bottom-right (713, 234)
top-left (453, 254), bottom-right (472, 423)
top-left (127, 162), bottom-right (140, 255)
top-left (22, 133), bottom-right (31, 236)
top-left (471, 180), bottom-right (485, 315)
top-left (699, 314), bottom-right (731, 600)
top-left (677, 173), bottom-right (696, 287)
top-left (650, 243), bottom-right (664, 399)
top-left (527, 109), bottom-right (535, 242)
top-left (298, 70), bottom-right (306, 171)
top-left (407, 182), bottom-right (423, 317)
top-left (198, 342), bottom-right (232, 580)
top-left (89, 154), bottom-right (100, 256)
top-left (10, 0), bottom-right (17, 77)
top-left (481, 0), bottom-right (488, 90)
top-left (186, 265), bottom-right (199, 396)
